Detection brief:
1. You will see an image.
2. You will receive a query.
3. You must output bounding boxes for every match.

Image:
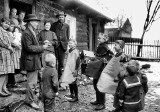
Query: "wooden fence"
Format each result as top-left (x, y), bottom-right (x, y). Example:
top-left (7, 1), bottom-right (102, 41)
top-left (108, 37), bottom-right (160, 61)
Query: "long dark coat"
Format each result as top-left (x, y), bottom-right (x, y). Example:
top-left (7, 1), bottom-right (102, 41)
top-left (21, 28), bottom-right (44, 72)
top-left (50, 21), bottom-right (70, 51)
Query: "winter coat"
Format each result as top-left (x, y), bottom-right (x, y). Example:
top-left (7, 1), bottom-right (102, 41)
top-left (60, 48), bottom-right (80, 87)
top-left (50, 21), bottom-right (70, 52)
top-left (42, 66), bottom-right (59, 99)
top-left (117, 74), bottom-right (148, 112)
top-left (21, 27), bottom-right (44, 71)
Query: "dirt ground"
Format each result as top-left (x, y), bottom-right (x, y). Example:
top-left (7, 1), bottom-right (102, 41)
top-left (0, 61), bottom-right (160, 112)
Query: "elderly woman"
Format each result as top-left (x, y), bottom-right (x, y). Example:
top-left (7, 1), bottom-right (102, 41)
top-left (38, 20), bottom-right (57, 67)
top-left (0, 17), bottom-right (14, 97)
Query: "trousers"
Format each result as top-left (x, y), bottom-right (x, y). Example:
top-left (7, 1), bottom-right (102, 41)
top-left (93, 79), bottom-right (105, 104)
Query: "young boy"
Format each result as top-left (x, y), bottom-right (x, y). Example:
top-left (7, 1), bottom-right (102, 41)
top-left (115, 60), bottom-right (148, 112)
top-left (41, 53), bottom-right (59, 112)
top-left (90, 33), bottom-right (113, 111)
top-left (107, 40), bottom-right (131, 112)
top-left (60, 39), bottom-right (80, 102)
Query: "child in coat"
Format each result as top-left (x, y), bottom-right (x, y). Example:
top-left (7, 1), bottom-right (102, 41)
top-left (60, 39), bottom-right (80, 102)
top-left (90, 32), bottom-right (113, 111)
top-left (41, 53), bottom-right (59, 112)
top-left (107, 40), bottom-right (131, 112)
top-left (115, 60), bottom-right (148, 112)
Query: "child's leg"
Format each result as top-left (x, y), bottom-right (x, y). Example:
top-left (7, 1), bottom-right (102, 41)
top-left (72, 83), bottom-right (78, 98)
top-left (69, 84), bottom-right (74, 96)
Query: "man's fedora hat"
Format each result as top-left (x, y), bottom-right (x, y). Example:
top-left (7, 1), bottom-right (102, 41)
top-left (56, 11), bottom-right (66, 18)
top-left (24, 14), bottom-right (40, 22)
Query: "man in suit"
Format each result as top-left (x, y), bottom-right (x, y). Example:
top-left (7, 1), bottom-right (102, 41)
top-left (21, 14), bottom-right (48, 109)
top-left (50, 12), bottom-right (70, 82)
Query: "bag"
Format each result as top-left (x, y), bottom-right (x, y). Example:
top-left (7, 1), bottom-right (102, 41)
top-left (97, 55), bottom-right (121, 94)
top-left (84, 59), bottom-right (103, 78)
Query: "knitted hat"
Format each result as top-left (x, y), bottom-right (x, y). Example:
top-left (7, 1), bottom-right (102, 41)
top-left (115, 40), bottom-right (125, 49)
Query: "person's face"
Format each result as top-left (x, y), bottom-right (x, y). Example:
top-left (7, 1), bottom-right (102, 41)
top-left (14, 28), bottom-right (19, 32)
top-left (30, 21), bottom-right (39, 29)
top-left (2, 21), bottom-right (10, 30)
top-left (44, 22), bottom-right (51, 30)
top-left (114, 43), bottom-right (121, 52)
top-left (58, 15), bottom-right (65, 23)
top-left (68, 41), bottom-right (76, 49)
top-left (97, 33), bottom-right (105, 44)
top-left (19, 12), bottom-right (25, 21)
top-left (9, 24), bottom-right (14, 32)
top-left (11, 9), bottom-right (17, 16)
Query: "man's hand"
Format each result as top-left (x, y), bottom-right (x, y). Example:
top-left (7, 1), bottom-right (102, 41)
top-left (43, 44), bottom-right (49, 49)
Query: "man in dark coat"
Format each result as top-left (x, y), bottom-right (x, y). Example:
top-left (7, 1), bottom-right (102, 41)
top-left (50, 11), bottom-right (70, 81)
top-left (21, 14), bottom-right (48, 109)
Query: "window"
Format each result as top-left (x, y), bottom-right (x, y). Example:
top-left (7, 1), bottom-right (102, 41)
top-left (65, 15), bottom-right (76, 40)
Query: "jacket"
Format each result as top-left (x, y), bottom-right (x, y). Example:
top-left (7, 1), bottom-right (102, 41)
top-left (118, 75), bottom-right (142, 112)
top-left (50, 21), bottom-right (70, 51)
top-left (93, 42), bottom-right (113, 79)
top-left (42, 66), bottom-right (59, 99)
top-left (21, 27), bottom-right (44, 71)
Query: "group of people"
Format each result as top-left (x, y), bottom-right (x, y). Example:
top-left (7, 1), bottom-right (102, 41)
top-left (0, 7), bottom-right (148, 112)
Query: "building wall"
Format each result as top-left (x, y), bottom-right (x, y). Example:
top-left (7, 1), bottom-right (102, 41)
top-left (36, 0), bottom-right (89, 51)
top-left (0, 0), bottom-right (4, 19)
top-left (76, 15), bottom-right (88, 51)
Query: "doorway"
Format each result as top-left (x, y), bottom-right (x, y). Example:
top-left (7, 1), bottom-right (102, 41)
top-left (9, 0), bottom-right (32, 17)
top-left (92, 23), bottom-right (97, 51)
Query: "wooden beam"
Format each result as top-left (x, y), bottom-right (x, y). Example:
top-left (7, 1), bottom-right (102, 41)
top-left (89, 18), bottom-right (92, 51)
top-left (4, 0), bottom-right (9, 18)
top-left (32, 0), bottom-right (36, 14)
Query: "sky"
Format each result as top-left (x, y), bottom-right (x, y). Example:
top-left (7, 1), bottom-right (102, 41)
top-left (81, 0), bottom-right (160, 40)
top-left (101, 0), bottom-right (160, 40)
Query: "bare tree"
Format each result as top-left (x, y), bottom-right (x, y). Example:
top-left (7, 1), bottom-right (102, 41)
top-left (137, 0), bottom-right (160, 57)
top-left (113, 14), bottom-right (126, 29)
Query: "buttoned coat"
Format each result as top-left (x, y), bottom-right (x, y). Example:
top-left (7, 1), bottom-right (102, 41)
top-left (50, 21), bottom-right (70, 51)
top-left (21, 28), bottom-right (44, 71)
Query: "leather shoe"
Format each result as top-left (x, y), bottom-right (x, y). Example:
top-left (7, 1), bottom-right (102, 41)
top-left (0, 91), bottom-right (9, 97)
top-left (68, 97), bottom-right (78, 102)
top-left (90, 101), bottom-right (99, 105)
top-left (95, 104), bottom-right (105, 111)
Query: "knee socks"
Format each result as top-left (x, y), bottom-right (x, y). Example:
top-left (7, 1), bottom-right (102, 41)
top-left (69, 83), bottom-right (78, 98)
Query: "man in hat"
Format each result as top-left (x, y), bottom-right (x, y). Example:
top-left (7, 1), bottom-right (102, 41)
top-left (50, 12), bottom-right (70, 84)
top-left (21, 14), bottom-right (49, 109)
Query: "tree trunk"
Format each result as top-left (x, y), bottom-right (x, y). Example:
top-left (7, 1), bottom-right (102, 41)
top-left (136, 31), bottom-right (145, 57)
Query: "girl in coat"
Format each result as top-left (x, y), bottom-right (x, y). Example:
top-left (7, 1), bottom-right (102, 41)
top-left (60, 39), bottom-right (80, 102)
top-left (0, 18), bottom-right (14, 97)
